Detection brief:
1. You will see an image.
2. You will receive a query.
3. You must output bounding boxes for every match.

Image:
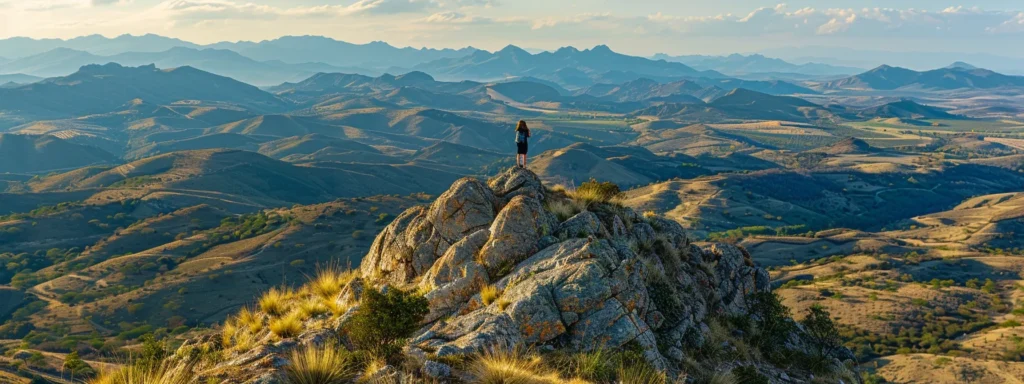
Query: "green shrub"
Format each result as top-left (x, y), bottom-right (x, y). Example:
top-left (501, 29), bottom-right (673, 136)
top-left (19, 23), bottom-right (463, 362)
top-left (800, 305), bottom-right (843, 360)
top-left (747, 292), bottom-right (795, 360)
top-left (345, 285), bottom-right (429, 360)
top-left (732, 366), bottom-right (769, 384)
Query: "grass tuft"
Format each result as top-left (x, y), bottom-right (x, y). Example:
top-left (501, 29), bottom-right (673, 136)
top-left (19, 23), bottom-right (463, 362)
top-left (298, 298), bottom-right (330, 319)
top-left (89, 362), bottom-right (195, 384)
top-left (269, 310), bottom-right (304, 339)
top-left (310, 265), bottom-right (356, 300)
top-left (259, 286), bottom-right (293, 317)
top-left (481, 285), bottom-right (501, 306)
top-left (470, 348), bottom-right (562, 384)
top-left (285, 342), bottom-right (358, 384)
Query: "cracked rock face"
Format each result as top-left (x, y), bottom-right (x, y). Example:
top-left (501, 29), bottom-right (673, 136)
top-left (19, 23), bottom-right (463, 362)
top-left (359, 167), bottom-right (771, 370)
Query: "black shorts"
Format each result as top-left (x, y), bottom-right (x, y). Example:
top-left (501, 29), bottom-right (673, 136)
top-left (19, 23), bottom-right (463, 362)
top-left (517, 142), bottom-right (528, 154)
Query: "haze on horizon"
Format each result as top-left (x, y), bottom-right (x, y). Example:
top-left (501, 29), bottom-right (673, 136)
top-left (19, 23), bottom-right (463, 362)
top-left (1, 0), bottom-right (1023, 58)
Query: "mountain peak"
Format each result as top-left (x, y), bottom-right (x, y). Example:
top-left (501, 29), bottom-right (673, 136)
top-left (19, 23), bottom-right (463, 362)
top-left (497, 45), bottom-right (529, 55)
top-left (946, 61), bottom-right (978, 70)
top-left (590, 44), bottom-right (613, 53)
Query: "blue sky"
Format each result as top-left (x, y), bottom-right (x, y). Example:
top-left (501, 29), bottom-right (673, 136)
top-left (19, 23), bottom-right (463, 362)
top-left (0, 1), bottom-right (1022, 56)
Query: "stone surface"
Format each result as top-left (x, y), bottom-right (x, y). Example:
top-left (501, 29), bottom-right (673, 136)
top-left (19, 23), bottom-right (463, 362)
top-left (183, 168), bottom-right (845, 383)
top-left (488, 166), bottom-right (545, 202)
top-left (557, 210), bottom-right (608, 239)
top-left (476, 195), bottom-right (556, 277)
top-left (422, 360), bottom-right (453, 378)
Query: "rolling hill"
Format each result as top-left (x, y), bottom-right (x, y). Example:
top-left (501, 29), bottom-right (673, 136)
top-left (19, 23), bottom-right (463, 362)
top-left (0, 134), bottom-right (118, 174)
top-left (633, 88), bottom-right (834, 123)
top-left (0, 64), bottom-right (289, 120)
top-left (823, 65), bottom-right (1024, 91)
top-left (855, 99), bottom-right (959, 120)
top-left (529, 142), bottom-right (710, 188)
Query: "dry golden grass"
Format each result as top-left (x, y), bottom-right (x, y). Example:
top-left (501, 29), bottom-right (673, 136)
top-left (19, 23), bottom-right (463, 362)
top-left (89, 362), bottom-right (195, 384)
top-left (617, 363), bottom-right (668, 384)
top-left (309, 265), bottom-right (356, 300)
top-left (236, 306), bottom-right (263, 333)
top-left (481, 285), bottom-right (500, 306)
top-left (285, 342), bottom-right (358, 384)
top-left (269, 310), bottom-right (303, 339)
top-left (259, 286), bottom-right (293, 317)
top-left (546, 199), bottom-right (584, 222)
top-left (298, 298), bottom-right (330, 318)
top-left (470, 348), bottom-right (566, 384)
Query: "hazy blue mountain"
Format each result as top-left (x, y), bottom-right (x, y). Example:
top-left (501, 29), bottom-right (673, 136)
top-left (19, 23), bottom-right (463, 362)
top-left (415, 45), bottom-right (726, 82)
top-left (0, 134), bottom-right (118, 173)
top-left (854, 100), bottom-right (959, 120)
top-left (760, 46), bottom-right (1024, 75)
top-left (0, 63), bottom-right (289, 119)
top-left (0, 47), bottom-right (373, 86)
top-left (0, 34), bottom-right (199, 59)
top-left (209, 36), bottom-right (477, 68)
top-left (652, 53), bottom-right (863, 77)
top-left (946, 62), bottom-right (978, 70)
top-left (0, 74), bottom-right (42, 85)
top-left (270, 71), bottom-right (481, 99)
top-left (823, 65), bottom-right (1024, 91)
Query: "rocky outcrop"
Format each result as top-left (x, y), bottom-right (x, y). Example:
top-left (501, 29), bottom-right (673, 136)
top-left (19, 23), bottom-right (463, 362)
top-left (358, 167), bottom-right (772, 371)
top-left (179, 167), bottom-right (852, 383)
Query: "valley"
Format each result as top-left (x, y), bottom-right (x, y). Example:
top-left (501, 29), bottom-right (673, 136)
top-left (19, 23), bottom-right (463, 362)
top-left (0, 33), bottom-right (1022, 383)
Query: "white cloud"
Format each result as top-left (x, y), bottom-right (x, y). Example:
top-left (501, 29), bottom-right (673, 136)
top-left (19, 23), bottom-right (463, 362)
top-left (422, 11), bottom-right (488, 24)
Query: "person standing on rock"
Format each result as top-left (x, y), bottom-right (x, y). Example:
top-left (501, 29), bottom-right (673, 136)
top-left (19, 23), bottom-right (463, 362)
top-left (515, 120), bottom-right (531, 168)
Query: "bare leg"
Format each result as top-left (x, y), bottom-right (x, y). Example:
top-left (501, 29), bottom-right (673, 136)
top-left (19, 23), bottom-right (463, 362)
top-left (523, 154), bottom-right (527, 168)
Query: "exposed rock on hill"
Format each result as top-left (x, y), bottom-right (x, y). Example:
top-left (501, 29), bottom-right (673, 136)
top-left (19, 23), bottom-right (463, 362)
top-left (170, 167), bottom-right (854, 383)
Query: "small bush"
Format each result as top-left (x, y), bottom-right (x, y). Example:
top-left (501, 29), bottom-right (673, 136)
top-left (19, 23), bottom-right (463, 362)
top-left (546, 199), bottom-right (583, 222)
top-left (269, 311), bottom-right (303, 339)
top-left (346, 285), bottom-right (429, 360)
top-left (284, 342), bottom-right (357, 384)
top-left (570, 178), bottom-right (623, 206)
top-left (801, 305), bottom-right (843, 360)
top-left (747, 292), bottom-right (796, 361)
top-left (732, 366), bottom-right (769, 384)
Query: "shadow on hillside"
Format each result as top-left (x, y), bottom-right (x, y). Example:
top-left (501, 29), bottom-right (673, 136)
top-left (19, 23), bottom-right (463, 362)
top-left (904, 258), bottom-right (1021, 283)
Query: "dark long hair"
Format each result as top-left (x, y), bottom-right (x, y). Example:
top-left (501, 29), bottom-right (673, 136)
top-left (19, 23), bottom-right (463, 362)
top-left (516, 120), bottom-right (529, 132)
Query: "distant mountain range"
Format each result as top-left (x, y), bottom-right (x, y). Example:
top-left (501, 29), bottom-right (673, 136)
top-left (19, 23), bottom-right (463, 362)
top-left (0, 63), bottom-right (288, 120)
top-left (207, 36), bottom-right (477, 69)
top-left (0, 74), bottom-right (41, 86)
top-left (652, 53), bottom-right (864, 78)
top-left (0, 47), bottom-right (374, 86)
top-left (760, 46), bottom-right (1024, 76)
top-left (821, 65), bottom-right (1024, 91)
top-left (413, 45), bottom-right (727, 85)
top-left (0, 35), bottom-right (472, 71)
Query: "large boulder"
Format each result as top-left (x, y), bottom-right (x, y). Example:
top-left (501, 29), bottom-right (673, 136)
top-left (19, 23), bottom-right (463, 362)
top-left (428, 177), bottom-right (499, 243)
top-left (361, 177), bottom-right (498, 284)
top-left (419, 229), bottom-right (491, 322)
top-left (476, 195), bottom-right (557, 278)
top-left (488, 166), bottom-right (545, 202)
